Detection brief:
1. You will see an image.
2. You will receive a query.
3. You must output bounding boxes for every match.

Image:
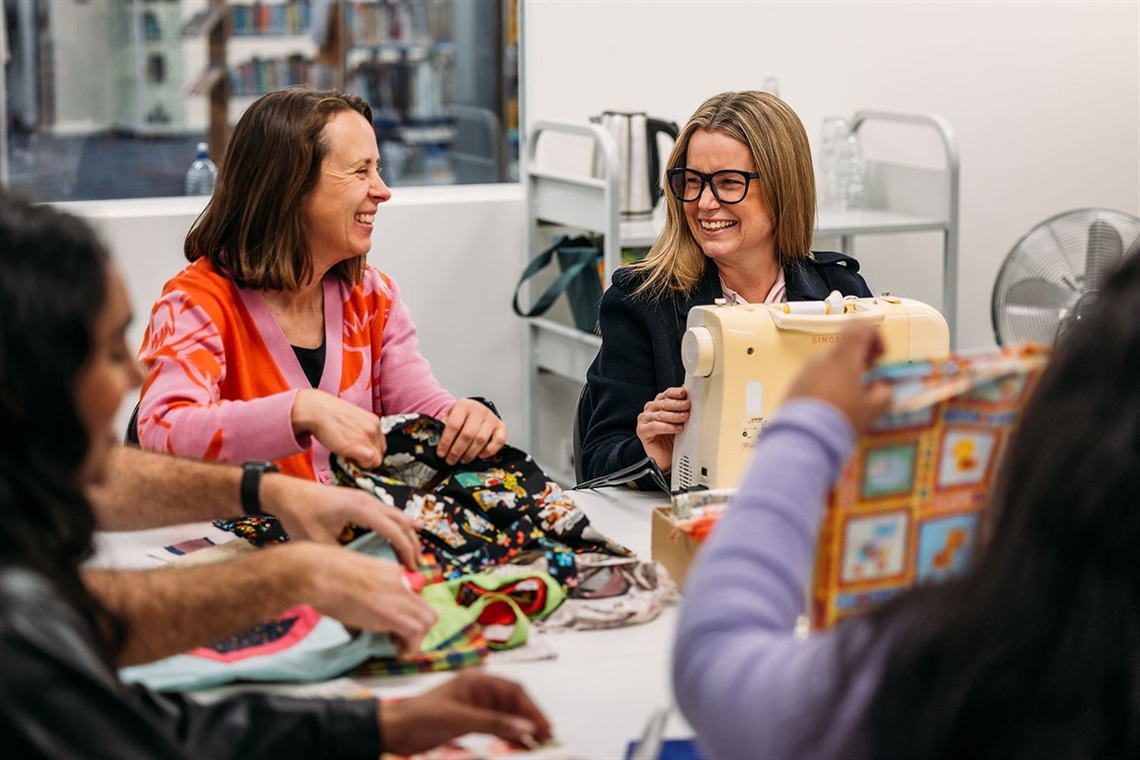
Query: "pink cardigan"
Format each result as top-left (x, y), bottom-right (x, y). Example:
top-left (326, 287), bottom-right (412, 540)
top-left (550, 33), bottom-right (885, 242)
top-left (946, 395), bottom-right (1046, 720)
top-left (137, 259), bottom-right (454, 484)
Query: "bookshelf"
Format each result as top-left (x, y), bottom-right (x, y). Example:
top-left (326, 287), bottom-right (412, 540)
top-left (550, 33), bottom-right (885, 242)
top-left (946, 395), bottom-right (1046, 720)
top-left (180, 0), bottom-right (514, 183)
top-left (114, 0), bottom-right (187, 135)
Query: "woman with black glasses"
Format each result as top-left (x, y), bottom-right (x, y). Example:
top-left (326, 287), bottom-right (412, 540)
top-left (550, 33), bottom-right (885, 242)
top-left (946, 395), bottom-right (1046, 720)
top-left (579, 91), bottom-right (872, 488)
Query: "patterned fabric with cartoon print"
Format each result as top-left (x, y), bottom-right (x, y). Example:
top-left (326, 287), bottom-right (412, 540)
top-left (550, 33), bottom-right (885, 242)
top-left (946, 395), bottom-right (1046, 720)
top-left (334, 414), bottom-right (631, 583)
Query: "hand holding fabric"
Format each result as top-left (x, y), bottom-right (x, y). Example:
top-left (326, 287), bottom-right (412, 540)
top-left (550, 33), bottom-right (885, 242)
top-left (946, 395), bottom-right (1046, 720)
top-left (785, 321), bottom-right (892, 436)
top-left (295, 543), bottom-right (436, 655)
top-left (437, 398), bottom-right (508, 465)
top-left (636, 386), bottom-right (691, 471)
top-left (378, 671), bottom-right (553, 756)
top-left (291, 388), bottom-right (386, 467)
top-left (260, 473), bottom-right (421, 569)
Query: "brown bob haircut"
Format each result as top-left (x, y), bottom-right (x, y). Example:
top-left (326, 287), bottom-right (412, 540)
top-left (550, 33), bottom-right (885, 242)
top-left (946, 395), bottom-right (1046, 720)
top-left (184, 88), bottom-right (374, 290)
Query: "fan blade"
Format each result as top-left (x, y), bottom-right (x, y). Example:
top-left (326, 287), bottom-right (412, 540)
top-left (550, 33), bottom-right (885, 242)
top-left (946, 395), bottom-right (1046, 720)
top-left (998, 277), bottom-right (1077, 346)
top-left (1005, 277), bottom-right (1075, 310)
top-left (1085, 218), bottom-right (1123, 290)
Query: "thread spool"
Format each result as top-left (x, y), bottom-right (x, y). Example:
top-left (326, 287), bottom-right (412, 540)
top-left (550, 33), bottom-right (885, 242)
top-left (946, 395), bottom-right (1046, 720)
top-left (781, 290), bottom-right (849, 315)
top-left (782, 301), bottom-right (831, 315)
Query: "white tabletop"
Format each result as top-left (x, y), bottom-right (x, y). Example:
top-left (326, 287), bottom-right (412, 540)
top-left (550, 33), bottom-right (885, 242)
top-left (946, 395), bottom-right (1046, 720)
top-left (92, 486), bottom-right (692, 759)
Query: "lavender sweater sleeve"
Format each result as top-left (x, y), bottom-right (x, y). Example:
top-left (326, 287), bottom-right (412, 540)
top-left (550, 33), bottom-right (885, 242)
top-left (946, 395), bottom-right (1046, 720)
top-left (672, 399), bottom-right (885, 760)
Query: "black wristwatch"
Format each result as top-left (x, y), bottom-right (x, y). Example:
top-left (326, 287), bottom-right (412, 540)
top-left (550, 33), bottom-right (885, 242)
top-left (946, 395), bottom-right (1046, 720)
top-left (241, 460), bottom-right (280, 516)
top-left (468, 396), bottom-right (501, 419)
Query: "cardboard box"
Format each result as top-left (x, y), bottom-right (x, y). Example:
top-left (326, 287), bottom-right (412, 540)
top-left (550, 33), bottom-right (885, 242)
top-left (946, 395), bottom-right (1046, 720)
top-left (651, 506), bottom-right (704, 587)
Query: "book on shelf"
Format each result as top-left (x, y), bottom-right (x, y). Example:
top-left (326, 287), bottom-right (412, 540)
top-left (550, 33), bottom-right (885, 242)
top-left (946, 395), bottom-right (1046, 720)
top-left (232, 1), bottom-right (314, 37)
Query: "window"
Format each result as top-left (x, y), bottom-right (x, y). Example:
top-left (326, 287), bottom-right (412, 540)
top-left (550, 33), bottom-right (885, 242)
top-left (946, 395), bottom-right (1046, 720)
top-left (0, 0), bottom-right (520, 202)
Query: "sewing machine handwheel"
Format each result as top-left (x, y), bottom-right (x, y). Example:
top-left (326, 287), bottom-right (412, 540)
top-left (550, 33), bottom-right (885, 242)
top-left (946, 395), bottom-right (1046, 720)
top-left (682, 327), bottom-right (716, 377)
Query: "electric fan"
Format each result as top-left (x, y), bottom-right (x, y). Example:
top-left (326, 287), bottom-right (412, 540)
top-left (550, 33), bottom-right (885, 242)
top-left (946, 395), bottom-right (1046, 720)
top-left (992, 208), bottom-right (1140, 346)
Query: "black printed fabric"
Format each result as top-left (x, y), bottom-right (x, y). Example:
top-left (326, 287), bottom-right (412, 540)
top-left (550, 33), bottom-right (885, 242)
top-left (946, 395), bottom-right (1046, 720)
top-left (332, 414), bottom-right (630, 583)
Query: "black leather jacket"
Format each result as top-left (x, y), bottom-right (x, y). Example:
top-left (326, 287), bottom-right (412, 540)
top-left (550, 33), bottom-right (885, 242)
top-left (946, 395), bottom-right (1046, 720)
top-left (0, 567), bottom-right (380, 759)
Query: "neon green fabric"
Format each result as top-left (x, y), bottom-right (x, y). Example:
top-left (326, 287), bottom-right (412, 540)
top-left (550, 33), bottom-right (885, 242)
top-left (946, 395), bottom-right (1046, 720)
top-left (417, 569), bottom-right (565, 651)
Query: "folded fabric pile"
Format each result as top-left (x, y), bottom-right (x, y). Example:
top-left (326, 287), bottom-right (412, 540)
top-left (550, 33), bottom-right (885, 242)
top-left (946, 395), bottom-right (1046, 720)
top-left (121, 533), bottom-right (567, 690)
top-left (121, 532), bottom-right (406, 690)
top-left (332, 414), bottom-right (631, 589)
top-left (152, 414), bottom-right (676, 691)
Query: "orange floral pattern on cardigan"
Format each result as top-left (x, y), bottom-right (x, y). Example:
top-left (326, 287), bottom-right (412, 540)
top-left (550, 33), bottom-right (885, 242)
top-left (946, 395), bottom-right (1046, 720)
top-left (137, 259), bottom-right (397, 481)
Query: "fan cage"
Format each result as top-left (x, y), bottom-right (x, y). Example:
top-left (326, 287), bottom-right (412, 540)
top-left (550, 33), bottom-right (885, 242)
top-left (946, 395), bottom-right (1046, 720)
top-left (992, 208), bottom-right (1140, 347)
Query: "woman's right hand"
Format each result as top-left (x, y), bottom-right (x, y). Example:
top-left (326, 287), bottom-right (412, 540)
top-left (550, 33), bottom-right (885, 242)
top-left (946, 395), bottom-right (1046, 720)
top-left (291, 389), bottom-right (386, 467)
top-left (785, 321), bottom-right (892, 436)
top-left (260, 472), bottom-right (422, 570)
top-left (636, 386), bottom-right (691, 471)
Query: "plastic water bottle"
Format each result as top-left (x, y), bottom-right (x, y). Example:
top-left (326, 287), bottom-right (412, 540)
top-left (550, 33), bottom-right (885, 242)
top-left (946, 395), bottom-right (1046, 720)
top-left (818, 116), bottom-right (848, 208)
top-left (422, 144), bottom-right (455, 185)
top-left (185, 142), bottom-right (217, 196)
top-left (834, 129), bottom-right (866, 210)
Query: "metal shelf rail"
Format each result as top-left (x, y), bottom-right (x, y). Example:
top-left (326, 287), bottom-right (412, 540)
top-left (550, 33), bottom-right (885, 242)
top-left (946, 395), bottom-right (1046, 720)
top-left (523, 121), bottom-right (619, 483)
top-left (840, 110), bottom-right (960, 346)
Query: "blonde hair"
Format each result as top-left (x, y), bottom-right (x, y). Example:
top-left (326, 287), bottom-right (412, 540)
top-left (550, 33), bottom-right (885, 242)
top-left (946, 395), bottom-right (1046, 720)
top-left (630, 91), bottom-right (816, 297)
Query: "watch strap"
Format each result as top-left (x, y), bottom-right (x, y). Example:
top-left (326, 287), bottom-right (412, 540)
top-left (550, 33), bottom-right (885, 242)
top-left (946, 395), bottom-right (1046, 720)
top-left (241, 460), bottom-right (279, 516)
top-left (468, 395), bottom-right (501, 420)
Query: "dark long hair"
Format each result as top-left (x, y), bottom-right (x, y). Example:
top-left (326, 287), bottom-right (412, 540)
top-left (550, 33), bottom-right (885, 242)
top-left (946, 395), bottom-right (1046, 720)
top-left (185, 88), bottom-right (373, 290)
top-left (864, 250), bottom-right (1140, 758)
top-left (0, 192), bottom-right (122, 663)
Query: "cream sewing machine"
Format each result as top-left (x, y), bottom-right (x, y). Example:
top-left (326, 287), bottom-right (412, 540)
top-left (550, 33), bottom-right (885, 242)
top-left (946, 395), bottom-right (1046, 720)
top-left (670, 293), bottom-right (949, 491)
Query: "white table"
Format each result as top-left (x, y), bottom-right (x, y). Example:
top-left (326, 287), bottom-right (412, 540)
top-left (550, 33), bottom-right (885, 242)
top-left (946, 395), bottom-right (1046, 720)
top-left (92, 486), bottom-right (693, 759)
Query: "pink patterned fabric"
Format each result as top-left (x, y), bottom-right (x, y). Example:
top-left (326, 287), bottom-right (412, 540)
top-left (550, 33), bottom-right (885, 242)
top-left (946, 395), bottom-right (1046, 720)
top-left (190, 605), bottom-right (322, 664)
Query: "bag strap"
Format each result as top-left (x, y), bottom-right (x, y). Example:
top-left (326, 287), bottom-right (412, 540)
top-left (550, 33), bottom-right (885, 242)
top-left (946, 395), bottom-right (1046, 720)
top-left (512, 236), bottom-right (599, 319)
top-left (572, 456), bottom-right (672, 493)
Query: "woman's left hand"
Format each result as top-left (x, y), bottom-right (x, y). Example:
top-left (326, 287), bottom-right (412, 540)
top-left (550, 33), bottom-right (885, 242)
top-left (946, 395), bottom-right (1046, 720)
top-left (437, 399), bottom-right (508, 465)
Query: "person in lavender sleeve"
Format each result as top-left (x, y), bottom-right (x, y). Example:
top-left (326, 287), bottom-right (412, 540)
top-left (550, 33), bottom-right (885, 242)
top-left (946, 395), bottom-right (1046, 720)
top-left (136, 88), bottom-right (504, 486)
top-left (674, 249), bottom-right (1140, 758)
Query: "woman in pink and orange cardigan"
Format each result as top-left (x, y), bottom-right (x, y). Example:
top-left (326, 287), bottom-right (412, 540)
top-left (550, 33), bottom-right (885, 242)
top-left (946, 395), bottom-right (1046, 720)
top-left (137, 89), bottom-right (504, 485)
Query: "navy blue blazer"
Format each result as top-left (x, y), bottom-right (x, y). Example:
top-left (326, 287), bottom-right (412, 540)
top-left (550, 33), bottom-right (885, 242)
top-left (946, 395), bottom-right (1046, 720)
top-left (580, 252), bottom-right (873, 488)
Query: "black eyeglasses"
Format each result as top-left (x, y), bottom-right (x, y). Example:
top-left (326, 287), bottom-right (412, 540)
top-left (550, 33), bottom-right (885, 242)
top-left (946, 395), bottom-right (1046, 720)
top-left (667, 168), bottom-right (760, 204)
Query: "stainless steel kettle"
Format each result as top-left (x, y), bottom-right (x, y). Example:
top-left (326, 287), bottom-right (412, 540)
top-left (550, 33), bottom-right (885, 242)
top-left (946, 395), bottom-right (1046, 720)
top-left (590, 111), bottom-right (680, 219)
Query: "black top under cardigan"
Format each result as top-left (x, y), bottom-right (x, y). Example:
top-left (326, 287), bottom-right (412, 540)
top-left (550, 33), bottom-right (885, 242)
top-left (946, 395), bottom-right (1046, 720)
top-left (580, 252), bottom-right (873, 489)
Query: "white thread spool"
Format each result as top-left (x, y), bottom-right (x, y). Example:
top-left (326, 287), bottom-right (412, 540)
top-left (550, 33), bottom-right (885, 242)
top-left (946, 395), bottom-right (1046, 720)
top-left (782, 301), bottom-right (830, 315)
top-left (781, 291), bottom-right (849, 315)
